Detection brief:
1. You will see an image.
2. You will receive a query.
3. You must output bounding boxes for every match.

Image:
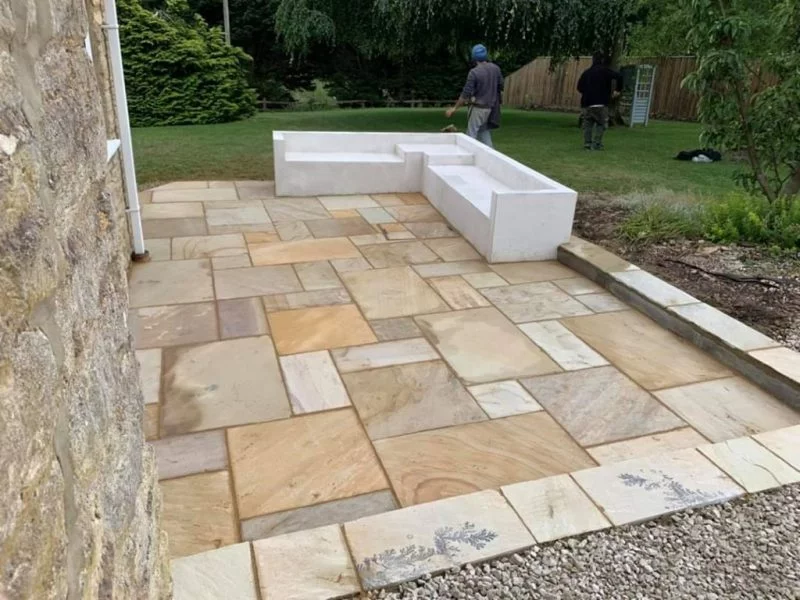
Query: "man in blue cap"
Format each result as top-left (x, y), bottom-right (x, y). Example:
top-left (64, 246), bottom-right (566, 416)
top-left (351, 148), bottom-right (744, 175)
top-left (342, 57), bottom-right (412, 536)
top-left (446, 44), bottom-right (504, 147)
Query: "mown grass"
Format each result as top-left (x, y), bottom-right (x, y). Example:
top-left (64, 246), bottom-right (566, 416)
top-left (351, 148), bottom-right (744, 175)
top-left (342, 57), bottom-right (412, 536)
top-left (132, 108), bottom-right (740, 197)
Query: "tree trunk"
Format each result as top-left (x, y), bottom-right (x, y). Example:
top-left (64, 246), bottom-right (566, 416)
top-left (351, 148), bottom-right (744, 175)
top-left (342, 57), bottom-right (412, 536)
top-left (781, 165), bottom-right (800, 198)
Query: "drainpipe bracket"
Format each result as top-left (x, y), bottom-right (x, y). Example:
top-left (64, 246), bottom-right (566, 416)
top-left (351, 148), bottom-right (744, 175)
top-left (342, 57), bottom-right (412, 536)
top-left (131, 250), bottom-right (151, 263)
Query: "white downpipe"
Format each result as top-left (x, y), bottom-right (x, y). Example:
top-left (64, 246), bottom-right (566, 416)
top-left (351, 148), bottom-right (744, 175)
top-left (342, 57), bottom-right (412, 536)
top-left (103, 0), bottom-right (147, 258)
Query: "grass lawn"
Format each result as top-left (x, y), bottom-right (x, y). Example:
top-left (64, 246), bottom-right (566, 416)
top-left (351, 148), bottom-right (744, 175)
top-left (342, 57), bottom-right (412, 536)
top-left (132, 108), bottom-right (739, 197)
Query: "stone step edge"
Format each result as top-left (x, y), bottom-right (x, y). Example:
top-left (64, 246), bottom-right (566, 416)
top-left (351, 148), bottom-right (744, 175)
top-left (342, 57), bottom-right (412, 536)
top-left (556, 236), bottom-right (799, 410)
top-left (171, 427), bottom-right (800, 598)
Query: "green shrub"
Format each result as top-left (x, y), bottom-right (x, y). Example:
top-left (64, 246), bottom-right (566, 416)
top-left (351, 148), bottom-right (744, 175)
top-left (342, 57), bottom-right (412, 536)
top-left (701, 193), bottom-right (800, 249)
top-left (120, 0), bottom-right (257, 126)
top-left (289, 80), bottom-right (338, 110)
top-left (618, 200), bottom-right (702, 244)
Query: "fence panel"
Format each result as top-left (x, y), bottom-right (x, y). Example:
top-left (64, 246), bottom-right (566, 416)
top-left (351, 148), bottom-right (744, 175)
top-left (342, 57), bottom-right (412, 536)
top-left (503, 56), bottom-right (700, 120)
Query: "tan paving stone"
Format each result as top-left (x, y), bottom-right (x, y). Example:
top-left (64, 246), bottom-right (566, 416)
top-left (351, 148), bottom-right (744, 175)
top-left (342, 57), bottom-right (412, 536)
top-left (152, 188), bottom-right (238, 203)
top-left (331, 257), bottom-right (372, 273)
top-left (587, 428), bottom-right (709, 464)
top-left (329, 209), bottom-right (361, 219)
top-left (211, 255), bottom-right (251, 270)
top-left (561, 310), bottom-right (731, 390)
top-left (613, 270), bottom-right (697, 307)
top-left (130, 303), bottom-right (218, 349)
top-left (398, 192), bottom-right (430, 205)
top-left (332, 338), bottom-right (439, 373)
top-left (753, 425), bottom-right (800, 470)
top-left (404, 222), bottom-right (459, 238)
top-left (280, 351), bottom-right (351, 414)
top-left (243, 231), bottom-right (279, 244)
top-left (129, 259), bottom-right (214, 307)
top-left (359, 207), bottom-right (397, 224)
top-left (553, 276), bottom-right (603, 295)
top-left (238, 181), bottom-right (275, 199)
top-left (386, 205), bottom-right (442, 222)
top-left (227, 409), bottom-right (387, 517)
top-left (136, 348), bottom-right (161, 405)
top-left (462, 271), bottom-right (507, 288)
top-left (160, 471), bottom-right (238, 558)
top-left (749, 347), bottom-right (800, 382)
top-left (576, 292), bottom-right (629, 313)
top-left (172, 543), bottom-right (258, 600)
top-left (205, 203), bottom-right (270, 228)
top-left (294, 260), bottom-right (342, 290)
top-left (145, 238), bottom-right (171, 261)
top-left (369, 317), bottom-right (423, 341)
top-left (360, 241), bottom-right (440, 268)
top-left (218, 297), bottom-right (269, 339)
top-left (490, 261), bottom-right (576, 284)
top-left (416, 307), bottom-right (560, 385)
top-left (214, 265), bottom-right (301, 300)
top-left (481, 282), bottom-right (592, 323)
top-left (142, 202), bottom-right (204, 219)
top-left (152, 430), bottom-right (228, 481)
top-left (370, 193), bottom-right (405, 207)
top-left (654, 377), bottom-right (800, 442)
top-left (342, 266), bottom-right (448, 319)
top-left (429, 276), bottom-right (490, 310)
top-left (425, 238), bottom-right (480, 262)
top-left (671, 303), bottom-right (778, 351)
top-left (342, 361), bottom-right (486, 440)
top-left (561, 236), bottom-right (640, 273)
top-left (467, 380), bottom-right (542, 419)
top-left (171, 234), bottom-right (247, 260)
top-left (519, 320), bottom-right (608, 370)
top-left (268, 304), bottom-right (377, 354)
top-left (261, 288), bottom-right (352, 312)
top-left (699, 437), bottom-right (800, 493)
top-left (274, 221), bottom-right (313, 241)
top-left (161, 336), bottom-right (290, 435)
top-left (250, 237), bottom-right (361, 266)
top-left (318, 195), bottom-right (378, 210)
top-left (143, 217), bottom-right (207, 239)
top-left (152, 181), bottom-right (209, 191)
top-left (520, 367), bottom-right (685, 447)
top-left (305, 216), bottom-right (376, 238)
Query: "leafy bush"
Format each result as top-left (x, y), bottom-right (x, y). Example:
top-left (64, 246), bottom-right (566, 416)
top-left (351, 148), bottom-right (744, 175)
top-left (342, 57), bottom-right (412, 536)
top-left (119, 0), bottom-right (257, 126)
top-left (618, 191), bottom-right (800, 249)
top-left (289, 80), bottom-right (338, 110)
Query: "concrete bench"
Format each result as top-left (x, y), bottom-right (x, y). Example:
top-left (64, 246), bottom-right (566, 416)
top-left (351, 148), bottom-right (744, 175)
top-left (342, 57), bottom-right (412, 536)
top-left (274, 131), bottom-right (577, 262)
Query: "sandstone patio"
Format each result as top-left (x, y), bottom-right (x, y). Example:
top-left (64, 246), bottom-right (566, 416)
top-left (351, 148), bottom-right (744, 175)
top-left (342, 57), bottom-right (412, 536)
top-left (131, 179), bottom-right (800, 596)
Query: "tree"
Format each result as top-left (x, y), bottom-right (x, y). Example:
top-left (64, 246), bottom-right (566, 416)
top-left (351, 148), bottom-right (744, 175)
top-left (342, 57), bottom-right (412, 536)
top-left (119, 0), bottom-right (257, 126)
top-left (682, 0), bottom-right (800, 200)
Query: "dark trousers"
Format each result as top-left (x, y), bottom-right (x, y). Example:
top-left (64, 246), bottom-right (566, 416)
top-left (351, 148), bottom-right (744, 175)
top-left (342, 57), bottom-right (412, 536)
top-left (582, 106), bottom-right (609, 148)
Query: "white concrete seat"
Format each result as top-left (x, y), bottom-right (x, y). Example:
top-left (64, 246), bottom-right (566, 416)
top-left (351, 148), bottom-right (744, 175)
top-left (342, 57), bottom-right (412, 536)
top-left (284, 151), bottom-right (403, 163)
top-left (427, 165), bottom-right (511, 217)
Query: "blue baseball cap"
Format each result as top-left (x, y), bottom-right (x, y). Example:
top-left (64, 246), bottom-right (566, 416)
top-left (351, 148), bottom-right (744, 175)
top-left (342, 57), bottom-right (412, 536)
top-left (471, 44), bottom-right (488, 61)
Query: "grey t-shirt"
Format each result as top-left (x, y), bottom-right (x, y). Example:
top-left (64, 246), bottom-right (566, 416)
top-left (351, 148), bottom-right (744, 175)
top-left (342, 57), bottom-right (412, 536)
top-left (461, 62), bottom-right (504, 108)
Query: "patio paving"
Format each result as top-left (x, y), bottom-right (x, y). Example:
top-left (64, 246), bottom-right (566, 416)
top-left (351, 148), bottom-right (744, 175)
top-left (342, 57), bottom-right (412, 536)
top-left (133, 180), bottom-right (800, 563)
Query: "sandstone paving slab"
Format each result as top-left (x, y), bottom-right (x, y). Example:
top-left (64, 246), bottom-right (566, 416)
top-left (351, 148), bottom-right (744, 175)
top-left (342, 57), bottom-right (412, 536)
top-left (342, 266), bottom-right (448, 320)
top-left (261, 288), bottom-right (352, 313)
top-left (404, 221), bottom-right (459, 238)
top-left (654, 377), bottom-right (800, 442)
top-left (161, 336), bottom-right (290, 435)
top-left (350, 233), bottom-right (394, 246)
top-left (369, 317), bottom-right (423, 341)
top-left (386, 205), bottom-right (442, 222)
top-left (519, 320), bottom-right (608, 371)
top-left (572, 448), bottom-right (744, 526)
top-left (587, 428), bottom-right (709, 465)
top-left (344, 490), bottom-right (534, 590)
top-left (318, 195), bottom-right (379, 210)
top-left (136, 348), bottom-right (161, 405)
top-left (268, 304), bottom-right (377, 354)
top-left (360, 241), bottom-right (440, 268)
top-left (331, 257), bottom-right (372, 273)
top-left (130, 303), bottom-right (218, 349)
top-left (490, 261), bottom-right (576, 284)
top-left (280, 350), bottom-right (351, 414)
top-left (241, 490), bottom-right (396, 541)
top-left (612, 269), bottom-right (697, 307)
top-left (211, 254), bottom-right (251, 270)
top-left (143, 217), bottom-right (207, 239)
top-left (332, 338), bottom-right (439, 373)
top-left (207, 223), bottom-right (276, 236)
top-left (413, 260), bottom-right (491, 278)
top-left (502, 474), bottom-right (611, 543)
top-left (145, 238), bottom-right (171, 261)
top-left (698, 437), bottom-right (800, 493)
top-left (670, 302), bottom-right (778, 351)
top-left (520, 367), bottom-right (685, 447)
top-left (237, 181), bottom-right (275, 199)
top-left (371, 193), bottom-right (406, 207)
top-left (227, 409), bottom-right (387, 518)
top-left (461, 272), bottom-right (507, 289)
top-left (263, 197), bottom-right (331, 222)
top-left (253, 525), bottom-right (360, 600)
top-left (374, 412), bottom-right (595, 506)
top-left (171, 234), bottom-right (247, 260)
top-left (575, 292), bottom-right (629, 313)
top-left (415, 307), bottom-right (561, 385)
top-left (749, 346), bottom-right (800, 382)
top-left (425, 238), bottom-right (481, 262)
top-left (305, 216), bottom-right (376, 239)
top-left (152, 188), bottom-right (238, 203)
top-left (561, 310), bottom-right (731, 390)
top-left (213, 265), bottom-right (302, 300)
top-left (753, 425), bottom-right (800, 470)
top-left (330, 209), bottom-right (361, 219)
top-left (172, 542), bottom-right (258, 600)
top-left (218, 297), bottom-right (269, 339)
top-left (358, 207), bottom-right (397, 224)
top-left (552, 276), bottom-right (603, 296)
top-left (250, 237), bottom-right (361, 266)
top-left (243, 231), bottom-right (279, 244)
top-left (560, 236), bottom-right (640, 273)
top-left (142, 202), bottom-right (204, 220)
top-left (481, 282), bottom-right (593, 323)
top-left (397, 192), bottom-right (430, 205)
top-left (274, 220), bottom-right (313, 241)
top-left (294, 260), bottom-right (342, 291)
top-left (152, 430), bottom-right (228, 481)
top-left (342, 361), bottom-right (486, 440)
top-left (160, 471), bottom-right (238, 558)
top-left (205, 204), bottom-right (270, 228)
top-left (428, 276), bottom-right (491, 310)
top-left (152, 180), bottom-right (210, 191)
top-left (129, 259), bottom-right (214, 307)
top-left (467, 380), bottom-right (543, 419)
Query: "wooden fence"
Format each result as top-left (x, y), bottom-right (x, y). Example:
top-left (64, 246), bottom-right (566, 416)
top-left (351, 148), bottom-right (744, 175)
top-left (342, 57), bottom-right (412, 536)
top-left (503, 56), bottom-right (700, 120)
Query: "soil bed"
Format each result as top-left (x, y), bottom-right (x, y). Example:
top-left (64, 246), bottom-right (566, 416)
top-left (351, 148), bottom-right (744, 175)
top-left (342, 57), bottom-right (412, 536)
top-left (573, 194), bottom-right (800, 351)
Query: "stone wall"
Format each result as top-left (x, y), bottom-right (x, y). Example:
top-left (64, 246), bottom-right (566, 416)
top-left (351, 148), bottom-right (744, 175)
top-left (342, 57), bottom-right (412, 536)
top-left (0, 0), bottom-right (170, 598)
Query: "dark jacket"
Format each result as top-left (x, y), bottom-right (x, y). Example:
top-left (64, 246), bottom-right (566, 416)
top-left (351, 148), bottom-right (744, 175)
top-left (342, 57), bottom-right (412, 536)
top-left (577, 65), bottom-right (623, 108)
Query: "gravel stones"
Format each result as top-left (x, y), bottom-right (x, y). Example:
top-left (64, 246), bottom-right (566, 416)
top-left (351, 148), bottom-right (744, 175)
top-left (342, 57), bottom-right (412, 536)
top-left (366, 484), bottom-right (800, 599)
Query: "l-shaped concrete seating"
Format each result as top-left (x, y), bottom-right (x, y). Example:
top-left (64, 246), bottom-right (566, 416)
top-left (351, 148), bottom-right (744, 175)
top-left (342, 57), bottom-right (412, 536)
top-left (273, 131), bottom-right (577, 262)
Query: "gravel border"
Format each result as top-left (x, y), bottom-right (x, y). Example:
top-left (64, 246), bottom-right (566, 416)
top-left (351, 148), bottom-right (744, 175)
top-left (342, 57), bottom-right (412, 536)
top-left (367, 484), bottom-right (800, 600)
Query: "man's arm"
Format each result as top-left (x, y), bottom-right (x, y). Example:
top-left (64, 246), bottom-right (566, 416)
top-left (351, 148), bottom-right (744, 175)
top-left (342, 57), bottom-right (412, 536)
top-left (446, 70), bottom-right (476, 118)
top-left (577, 71), bottom-right (586, 94)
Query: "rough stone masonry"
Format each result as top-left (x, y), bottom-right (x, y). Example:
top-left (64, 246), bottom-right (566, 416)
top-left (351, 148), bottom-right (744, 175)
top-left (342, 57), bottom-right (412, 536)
top-left (0, 0), bottom-right (170, 597)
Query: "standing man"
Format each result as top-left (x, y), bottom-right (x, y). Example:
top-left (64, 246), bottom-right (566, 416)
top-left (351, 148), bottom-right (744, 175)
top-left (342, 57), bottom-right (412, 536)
top-left (577, 52), bottom-right (623, 150)
top-left (446, 44), bottom-right (504, 147)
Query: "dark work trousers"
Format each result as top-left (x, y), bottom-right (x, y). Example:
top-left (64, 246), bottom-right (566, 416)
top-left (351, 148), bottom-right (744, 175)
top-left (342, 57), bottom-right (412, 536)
top-left (582, 106), bottom-right (609, 148)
